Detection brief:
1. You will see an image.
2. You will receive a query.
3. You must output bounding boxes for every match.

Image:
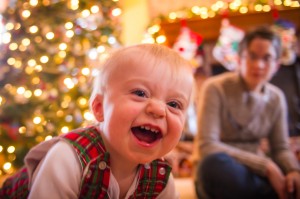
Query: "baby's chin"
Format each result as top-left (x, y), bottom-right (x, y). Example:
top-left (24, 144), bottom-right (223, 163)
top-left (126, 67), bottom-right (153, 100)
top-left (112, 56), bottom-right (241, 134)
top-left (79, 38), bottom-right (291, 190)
top-left (133, 151), bottom-right (172, 165)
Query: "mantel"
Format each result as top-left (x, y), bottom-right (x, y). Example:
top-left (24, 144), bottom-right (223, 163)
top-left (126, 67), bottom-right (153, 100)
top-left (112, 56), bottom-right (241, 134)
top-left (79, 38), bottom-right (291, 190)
top-left (159, 8), bottom-right (300, 45)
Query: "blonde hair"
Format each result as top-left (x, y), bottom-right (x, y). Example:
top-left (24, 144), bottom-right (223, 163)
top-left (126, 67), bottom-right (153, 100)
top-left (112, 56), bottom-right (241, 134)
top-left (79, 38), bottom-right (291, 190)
top-left (90, 43), bottom-right (193, 108)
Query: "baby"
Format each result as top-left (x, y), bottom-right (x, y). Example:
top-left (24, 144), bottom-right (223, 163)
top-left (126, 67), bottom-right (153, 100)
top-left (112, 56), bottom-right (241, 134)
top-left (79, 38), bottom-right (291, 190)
top-left (1, 43), bottom-right (194, 198)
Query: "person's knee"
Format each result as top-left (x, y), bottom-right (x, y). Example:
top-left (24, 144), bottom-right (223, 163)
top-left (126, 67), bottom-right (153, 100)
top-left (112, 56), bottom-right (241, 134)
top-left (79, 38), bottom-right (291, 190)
top-left (199, 152), bottom-right (231, 177)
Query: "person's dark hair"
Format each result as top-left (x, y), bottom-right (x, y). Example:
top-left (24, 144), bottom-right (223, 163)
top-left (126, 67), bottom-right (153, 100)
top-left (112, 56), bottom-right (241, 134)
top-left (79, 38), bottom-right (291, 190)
top-left (238, 26), bottom-right (282, 59)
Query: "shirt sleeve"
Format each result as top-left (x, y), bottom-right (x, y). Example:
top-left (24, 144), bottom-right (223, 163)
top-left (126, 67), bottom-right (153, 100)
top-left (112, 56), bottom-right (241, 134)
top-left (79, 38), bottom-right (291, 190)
top-left (28, 141), bottom-right (82, 199)
top-left (156, 173), bottom-right (179, 199)
top-left (268, 90), bottom-right (300, 173)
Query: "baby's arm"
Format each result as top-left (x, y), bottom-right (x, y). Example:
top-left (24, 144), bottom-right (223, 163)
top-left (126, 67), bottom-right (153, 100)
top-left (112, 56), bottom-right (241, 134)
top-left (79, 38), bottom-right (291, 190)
top-left (28, 141), bottom-right (81, 199)
top-left (156, 173), bottom-right (179, 199)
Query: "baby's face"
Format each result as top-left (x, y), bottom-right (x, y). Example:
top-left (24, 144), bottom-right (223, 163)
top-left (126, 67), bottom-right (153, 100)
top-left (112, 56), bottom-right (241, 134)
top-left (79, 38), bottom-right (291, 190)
top-left (98, 59), bottom-right (193, 164)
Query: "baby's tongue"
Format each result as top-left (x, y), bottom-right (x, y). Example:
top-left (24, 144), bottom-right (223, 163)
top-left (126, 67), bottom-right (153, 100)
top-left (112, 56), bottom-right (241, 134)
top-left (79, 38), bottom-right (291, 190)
top-left (132, 127), bottom-right (156, 143)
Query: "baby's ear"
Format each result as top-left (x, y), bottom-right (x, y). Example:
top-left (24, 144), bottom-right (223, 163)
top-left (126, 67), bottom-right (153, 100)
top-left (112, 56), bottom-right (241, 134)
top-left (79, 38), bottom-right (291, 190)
top-left (92, 94), bottom-right (104, 122)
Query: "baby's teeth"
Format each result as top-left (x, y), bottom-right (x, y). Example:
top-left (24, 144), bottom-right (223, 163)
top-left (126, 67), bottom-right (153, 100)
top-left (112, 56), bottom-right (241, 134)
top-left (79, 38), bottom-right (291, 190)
top-left (145, 126), bottom-right (150, 130)
top-left (151, 128), bottom-right (157, 133)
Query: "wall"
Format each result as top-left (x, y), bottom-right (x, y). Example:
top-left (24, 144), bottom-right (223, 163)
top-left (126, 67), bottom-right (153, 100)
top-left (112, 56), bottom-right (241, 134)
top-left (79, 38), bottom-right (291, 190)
top-left (120, 0), bottom-right (149, 45)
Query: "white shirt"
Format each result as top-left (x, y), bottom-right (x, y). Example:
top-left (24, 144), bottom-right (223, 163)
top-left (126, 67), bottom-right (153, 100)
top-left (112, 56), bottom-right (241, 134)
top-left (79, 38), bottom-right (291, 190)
top-left (27, 141), bottom-right (179, 199)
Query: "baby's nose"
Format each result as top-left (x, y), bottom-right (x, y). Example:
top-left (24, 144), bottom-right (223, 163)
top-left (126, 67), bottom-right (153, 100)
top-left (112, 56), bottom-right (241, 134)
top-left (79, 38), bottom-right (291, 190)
top-left (146, 99), bottom-right (166, 118)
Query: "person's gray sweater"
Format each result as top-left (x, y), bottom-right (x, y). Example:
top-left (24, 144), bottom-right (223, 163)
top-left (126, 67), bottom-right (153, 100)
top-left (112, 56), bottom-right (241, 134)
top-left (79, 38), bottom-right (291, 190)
top-left (194, 72), bottom-right (300, 176)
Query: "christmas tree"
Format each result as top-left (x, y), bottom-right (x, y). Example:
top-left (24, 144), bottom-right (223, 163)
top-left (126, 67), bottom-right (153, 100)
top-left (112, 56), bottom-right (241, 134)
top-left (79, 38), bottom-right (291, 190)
top-left (0, 0), bottom-right (122, 176)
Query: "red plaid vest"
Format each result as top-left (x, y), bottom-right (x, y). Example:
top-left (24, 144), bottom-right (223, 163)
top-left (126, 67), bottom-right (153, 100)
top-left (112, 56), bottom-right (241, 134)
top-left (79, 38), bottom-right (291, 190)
top-left (0, 126), bottom-right (171, 198)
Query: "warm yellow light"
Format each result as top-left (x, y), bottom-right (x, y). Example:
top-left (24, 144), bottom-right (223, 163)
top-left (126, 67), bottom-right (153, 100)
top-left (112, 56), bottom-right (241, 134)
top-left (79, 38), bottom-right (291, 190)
top-left (45, 135), bottom-right (53, 141)
top-left (17, 87), bottom-right (26, 95)
top-left (200, 7), bottom-right (208, 14)
top-left (29, 25), bottom-right (38, 34)
top-left (14, 60), bottom-right (22, 69)
top-left (58, 51), bottom-right (66, 58)
top-left (169, 12), bottom-right (177, 20)
top-left (148, 25), bottom-right (160, 34)
top-left (208, 10), bottom-right (216, 18)
top-left (24, 90), bottom-right (32, 98)
top-left (0, 96), bottom-right (3, 106)
top-left (19, 126), bottom-right (26, 134)
top-left (61, 126), bottom-right (69, 134)
top-left (40, 55), bottom-right (49, 63)
top-left (66, 30), bottom-right (74, 38)
top-left (82, 9), bottom-right (90, 17)
top-left (57, 110), bottom-right (64, 117)
top-left (211, 4), bottom-right (219, 11)
top-left (216, 1), bottom-right (225, 8)
top-left (59, 43), bottom-right (67, 50)
top-left (200, 13), bottom-right (208, 19)
top-left (84, 111), bottom-right (94, 121)
top-left (28, 59), bottom-right (36, 67)
top-left (91, 5), bottom-right (99, 13)
top-left (191, 6), bottom-right (201, 14)
top-left (112, 8), bottom-right (122, 16)
top-left (35, 136), bottom-right (44, 143)
top-left (142, 36), bottom-right (155, 44)
top-left (291, 1), bottom-right (300, 7)
top-left (7, 154), bottom-right (16, 162)
top-left (7, 57), bottom-right (16, 65)
top-left (34, 89), bottom-right (42, 97)
top-left (156, 35), bottom-right (166, 44)
top-left (239, 6), bottom-right (248, 13)
top-left (274, 0), bottom-right (282, 5)
top-left (2, 32), bottom-right (11, 44)
top-left (7, 146), bottom-right (15, 153)
top-left (29, 0), bottom-right (38, 6)
top-left (46, 32), bottom-right (54, 40)
top-left (229, 2), bottom-right (239, 10)
top-left (33, 116), bottom-right (42, 124)
top-left (65, 115), bottom-right (73, 122)
top-left (65, 22), bottom-right (73, 29)
top-left (78, 97), bottom-right (88, 106)
top-left (22, 10), bottom-right (31, 18)
top-left (70, 0), bottom-right (79, 10)
top-left (284, 0), bottom-right (292, 6)
top-left (32, 77), bottom-right (40, 84)
top-left (22, 38), bottom-right (30, 46)
top-left (97, 45), bottom-right (106, 53)
top-left (25, 66), bottom-right (34, 74)
top-left (9, 43), bottom-right (18, 51)
top-left (254, 4), bottom-right (263, 11)
top-left (81, 67), bottom-right (90, 76)
top-left (35, 36), bottom-right (42, 43)
top-left (3, 162), bottom-right (12, 171)
top-left (64, 78), bottom-right (75, 89)
top-left (19, 45), bottom-right (27, 52)
top-left (6, 22), bottom-right (14, 31)
top-left (262, 5), bottom-right (271, 12)
top-left (0, 145), bottom-right (3, 152)
top-left (15, 23), bottom-right (21, 30)
top-left (35, 65), bottom-right (43, 72)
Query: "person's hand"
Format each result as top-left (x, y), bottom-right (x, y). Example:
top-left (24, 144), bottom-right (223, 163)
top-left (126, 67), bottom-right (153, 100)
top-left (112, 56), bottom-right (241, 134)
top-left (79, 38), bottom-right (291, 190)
top-left (286, 171), bottom-right (300, 199)
top-left (266, 161), bottom-right (287, 199)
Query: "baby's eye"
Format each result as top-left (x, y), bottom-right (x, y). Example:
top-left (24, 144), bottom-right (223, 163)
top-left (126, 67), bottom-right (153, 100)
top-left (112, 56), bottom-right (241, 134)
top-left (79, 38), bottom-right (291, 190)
top-left (132, 89), bottom-right (147, 98)
top-left (167, 101), bottom-right (182, 109)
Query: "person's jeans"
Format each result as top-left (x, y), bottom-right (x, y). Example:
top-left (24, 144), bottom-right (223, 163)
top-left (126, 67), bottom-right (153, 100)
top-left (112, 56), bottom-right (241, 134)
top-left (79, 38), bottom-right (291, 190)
top-left (195, 153), bottom-right (278, 199)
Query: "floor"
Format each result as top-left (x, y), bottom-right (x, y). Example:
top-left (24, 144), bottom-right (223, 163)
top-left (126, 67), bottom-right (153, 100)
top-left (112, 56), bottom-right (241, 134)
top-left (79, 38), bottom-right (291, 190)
top-left (175, 177), bottom-right (197, 199)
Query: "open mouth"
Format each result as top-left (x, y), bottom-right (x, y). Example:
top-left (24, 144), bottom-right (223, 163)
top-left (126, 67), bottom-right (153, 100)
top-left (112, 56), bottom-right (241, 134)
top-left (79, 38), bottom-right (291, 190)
top-left (132, 126), bottom-right (162, 144)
